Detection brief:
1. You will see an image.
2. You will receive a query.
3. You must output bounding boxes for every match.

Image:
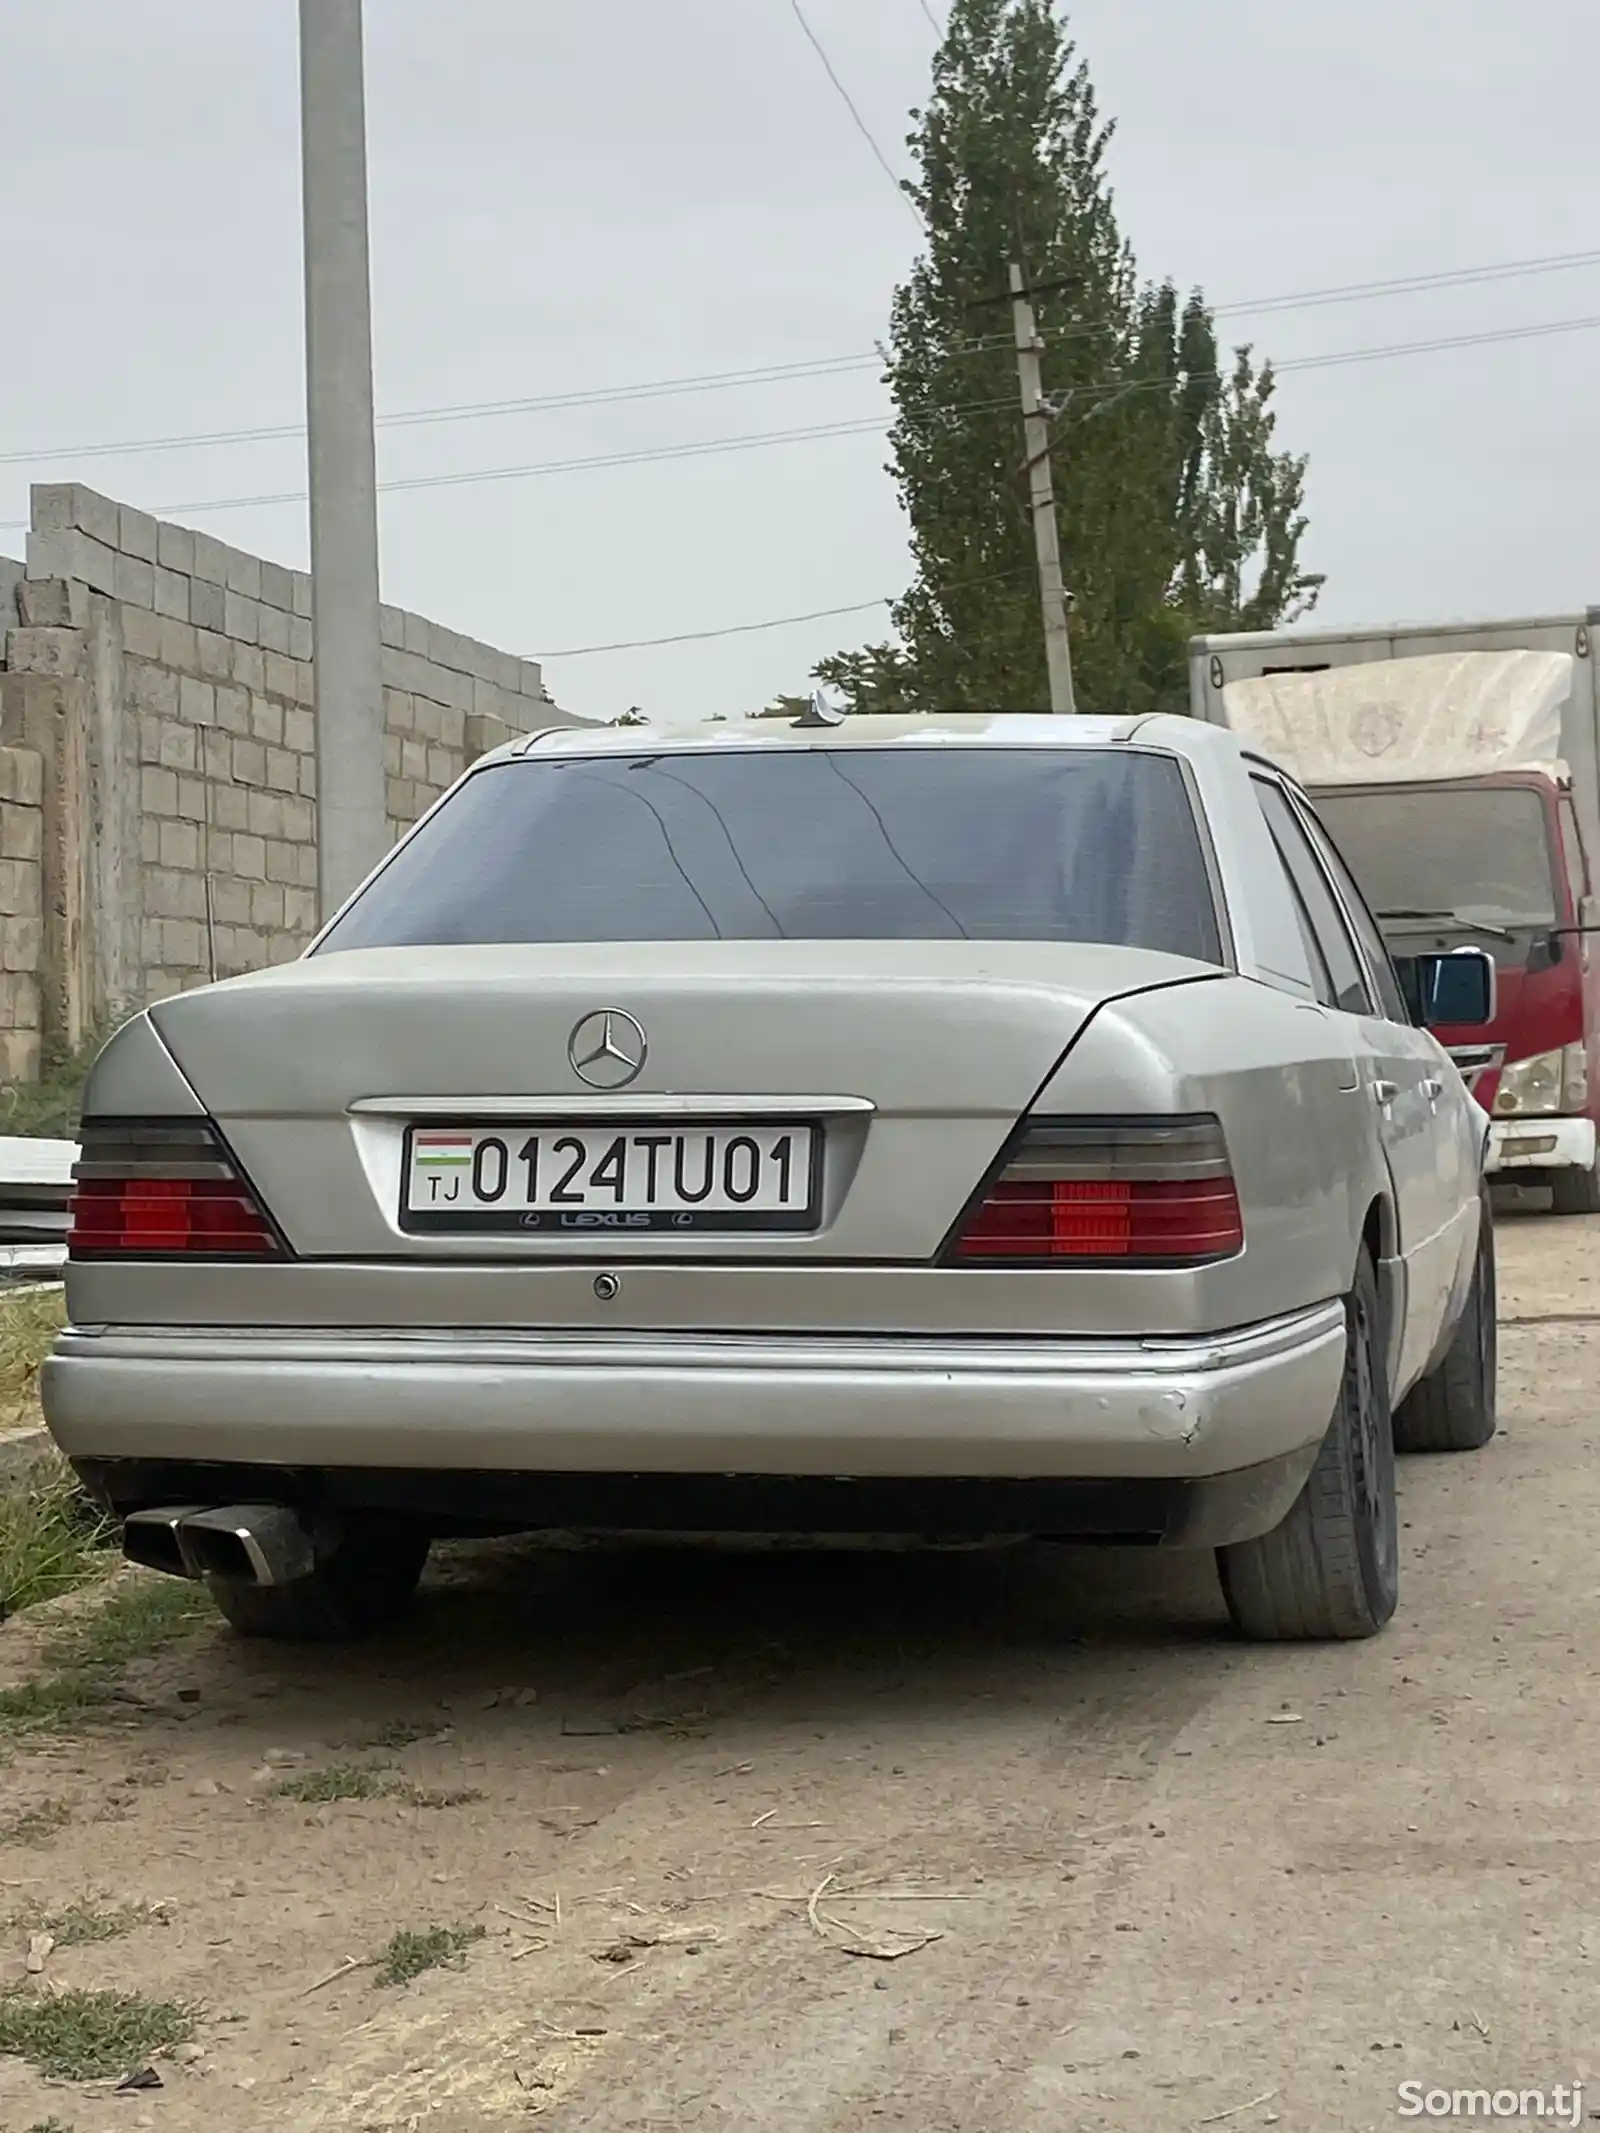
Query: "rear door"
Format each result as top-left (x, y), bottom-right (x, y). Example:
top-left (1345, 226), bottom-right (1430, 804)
top-left (1250, 774), bottom-right (1449, 1385)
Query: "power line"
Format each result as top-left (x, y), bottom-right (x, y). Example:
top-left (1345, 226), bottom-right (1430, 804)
top-left (5, 245), bottom-right (1597, 472)
top-left (916, 0), bottom-right (944, 30)
top-left (788, 0), bottom-right (921, 225)
top-left (6, 307), bottom-right (1598, 536)
top-left (536, 599), bottom-right (890, 659)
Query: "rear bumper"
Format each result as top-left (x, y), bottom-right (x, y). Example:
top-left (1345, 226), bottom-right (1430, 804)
top-left (1487, 1116), bottom-right (1597, 1173)
top-left (43, 1303), bottom-right (1344, 1544)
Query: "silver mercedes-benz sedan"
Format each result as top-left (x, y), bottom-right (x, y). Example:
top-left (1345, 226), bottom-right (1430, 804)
top-left (43, 714), bottom-right (1497, 1644)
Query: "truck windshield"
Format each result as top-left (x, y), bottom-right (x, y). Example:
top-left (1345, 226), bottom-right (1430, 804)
top-left (1309, 785), bottom-right (1558, 932)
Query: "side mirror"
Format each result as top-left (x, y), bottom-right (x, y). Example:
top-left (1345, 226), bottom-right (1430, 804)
top-left (1397, 947), bottom-right (1496, 1030)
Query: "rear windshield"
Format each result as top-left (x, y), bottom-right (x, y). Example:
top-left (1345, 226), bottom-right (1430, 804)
top-left (317, 745), bottom-right (1224, 962)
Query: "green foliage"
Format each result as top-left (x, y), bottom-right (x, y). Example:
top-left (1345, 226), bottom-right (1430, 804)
top-left (0, 1986), bottom-right (195, 2082)
top-left (818, 0), bottom-right (1318, 716)
top-left (0, 1575), bottom-right (207, 1737)
top-left (372, 1922), bottom-right (485, 1988)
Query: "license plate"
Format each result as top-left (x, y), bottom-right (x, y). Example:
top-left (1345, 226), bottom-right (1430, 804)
top-left (400, 1122), bottom-right (821, 1234)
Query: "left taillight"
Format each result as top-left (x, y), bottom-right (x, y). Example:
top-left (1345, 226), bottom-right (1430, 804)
top-left (69, 1121), bottom-right (282, 1259)
top-left (952, 1116), bottom-right (1245, 1266)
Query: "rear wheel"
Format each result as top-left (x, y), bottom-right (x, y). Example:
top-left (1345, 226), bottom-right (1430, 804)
top-left (205, 1518), bottom-right (430, 1642)
top-left (1548, 1158), bottom-right (1600, 1216)
top-left (1217, 1253), bottom-right (1398, 1642)
top-left (1393, 1198), bottom-right (1497, 1453)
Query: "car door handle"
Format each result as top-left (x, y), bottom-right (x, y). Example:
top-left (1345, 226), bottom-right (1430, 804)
top-left (1373, 1079), bottom-right (1400, 1107)
top-left (1422, 1076), bottom-right (1443, 1104)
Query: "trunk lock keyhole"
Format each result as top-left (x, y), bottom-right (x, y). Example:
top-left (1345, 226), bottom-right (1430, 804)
top-left (593, 1272), bottom-right (622, 1302)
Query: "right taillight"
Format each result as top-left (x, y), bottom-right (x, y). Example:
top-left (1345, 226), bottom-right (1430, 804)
top-left (953, 1117), bottom-right (1244, 1266)
top-left (69, 1120), bottom-right (282, 1259)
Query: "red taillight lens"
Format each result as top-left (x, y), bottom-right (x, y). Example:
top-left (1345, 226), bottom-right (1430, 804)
top-left (954, 1118), bottom-right (1244, 1265)
top-left (69, 1123), bottom-right (281, 1259)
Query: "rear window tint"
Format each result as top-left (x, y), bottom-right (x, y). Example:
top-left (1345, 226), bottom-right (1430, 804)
top-left (317, 745), bottom-right (1225, 962)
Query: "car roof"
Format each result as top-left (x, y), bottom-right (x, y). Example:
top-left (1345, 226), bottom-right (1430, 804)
top-left (493, 712), bottom-right (1243, 765)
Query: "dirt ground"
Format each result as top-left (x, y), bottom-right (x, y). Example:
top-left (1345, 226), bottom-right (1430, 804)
top-left (1, 1209), bottom-right (1597, 2133)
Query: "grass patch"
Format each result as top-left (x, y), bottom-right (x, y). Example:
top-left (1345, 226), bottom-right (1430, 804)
top-left (277, 1762), bottom-right (483, 1811)
top-left (372, 1922), bottom-right (485, 1989)
top-left (358, 1717), bottom-right (438, 1752)
top-left (0, 1798), bottom-right (71, 1847)
top-left (12, 1899), bottom-right (165, 1948)
top-left (0, 1576), bottom-right (208, 1738)
top-left (0, 1454), bottom-right (113, 1622)
top-left (0, 1288), bottom-right (65, 1427)
top-left (0, 1986), bottom-right (194, 2082)
top-left (24, 2118), bottom-right (75, 2132)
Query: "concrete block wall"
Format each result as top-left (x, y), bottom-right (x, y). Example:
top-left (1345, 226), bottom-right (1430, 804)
top-left (3, 483), bottom-right (585, 1041)
top-left (0, 746), bottom-right (44, 1081)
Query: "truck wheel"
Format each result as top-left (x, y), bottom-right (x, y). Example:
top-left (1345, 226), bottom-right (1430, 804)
top-left (205, 1520), bottom-right (430, 1642)
top-left (1217, 1253), bottom-right (1398, 1642)
top-left (1393, 1199), bottom-right (1497, 1453)
top-left (1548, 1159), bottom-right (1600, 1216)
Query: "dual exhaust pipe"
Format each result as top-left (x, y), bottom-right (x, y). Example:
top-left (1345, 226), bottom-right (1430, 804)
top-left (122, 1503), bottom-right (315, 1589)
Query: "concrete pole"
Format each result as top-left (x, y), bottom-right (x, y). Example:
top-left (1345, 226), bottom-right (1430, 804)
top-left (299, 0), bottom-right (387, 918)
top-left (1010, 264), bottom-right (1077, 714)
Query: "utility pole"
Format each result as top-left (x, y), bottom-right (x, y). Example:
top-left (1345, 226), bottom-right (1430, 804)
top-left (1010, 263), bottom-right (1077, 714)
top-left (299, 0), bottom-right (387, 919)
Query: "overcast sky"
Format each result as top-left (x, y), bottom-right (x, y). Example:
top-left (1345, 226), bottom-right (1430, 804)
top-left (2, 1), bottom-right (1596, 722)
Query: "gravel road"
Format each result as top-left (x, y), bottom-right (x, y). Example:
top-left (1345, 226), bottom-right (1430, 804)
top-left (0, 1206), bottom-right (1595, 2133)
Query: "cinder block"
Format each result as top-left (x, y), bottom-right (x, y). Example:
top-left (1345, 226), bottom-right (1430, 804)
top-left (18, 578), bottom-right (89, 629)
top-left (0, 1028), bottom-right (40, 1082)
top-left (159, 820), bottom-right (201, 870)
top-left (31, 483), bottom-right (119, 548)
top-left (1, 911), bottom-right (43, 974)
top-left (140, 818), bottom-right (160, 865)
top-left (0, 749), bottom-right (42, 806)
top-left (146, 867), bottom-right (206, 921)
top-left (403, 610), bottom-right (430, 658)
top-left (211, 877), bottom-right (252, 925)
top-left (380, 645), bottom-right (409, 692)
top-left (203, 828), bottom-right (233, 872)
top-left (191, 531), bottom-right (229, 586)
top-left (291, 571), bottom-right (312, 617)
top-left (131, 662), bottom-right (180, 720)
top-left (140, 918), bottom-right (165, 968)
top-left (161, 919), bottom-right (206, 968)
top-left (140, 766), bottom-right (180, 817)
top-left (153, 566), bottom-right (191, 622)
top-left (214, 785), bottom-right (249, 832)
top-left (285, 885), bottom-right (319, 934)
top-left (288, 615), bottom-right (314, 663)
top-left (5, 627), bottom-right (81, 678)
top-left (0, 802), bottom-right (42, 863)
top-left (121, 606), bottom-right (163, 661)
top-left (296, 843), bottom-right (318, 887)
top-left (26, 527), bottom-right (115, 595)
top-left (119, 505), bottom-right (159, 563)
top-left (263, 651), bottom-right (298, 703)
top-left (196, 630), bottom-right (230, 682)
top-left (247, 790), bottom-right (284, 840)
top-left (386, 775), bottom-right (413, 821)
top-left (294, 660), bottom-right (315, 705)
top-left (232, 737), bottom-right (267, 787)
top-left (258, 603), bottom-right (291, 657)
top-left (465, 711), bottom-right (515, 761)
top-left (158, 719), bottom-right (198, 772)
top-left (250, 695), bottom-right (285, 745)
top-left (439, 705), bottom-right (466, 752)
top-left (224, 546), bottom-right (262, 599)
top-left (223, 592), bottom-right (260, 647)
top-left (427, 747), bottom-right (456, 788)
top-left (281, 794), bottom-right (315, 843)
top-left (380, 604), bottom-right (406, 649)
top-left (0, 857), bottom-right (41, 918)
top-left (462, 636), bottom-right (496, 683)
top-left (158, 617), bottom-right (199, 672)
top-left (113, 553), bottom-right (155, 609)
top-left (383, 688), bottom-right (415, 734)
top-left (284, 706), bottom-right (315, 755)
top-left (259, 560), bottom-right (294, 614)
top-left (298, 754), bottom-right (317, 798)
top-left (383, 732), bottom-right (402, 774)
top-left (492, 650), bottom-right (521, 695)
top-left (251, 881), bottom-right (286, 930)
top-left (215, 686), bottom-right (251, 737)
top-left (191, 578), bottom-right (227, 635)
top-left (428, 623), bottom-right (469, 674)
top-left (266, 747), bottom-right (298, 793)
top-left (201, 728), bottom-right (232, 781)
top-left (412, 697), bottom-right (442, 743)
top-left (157, 522), bottom-right (196, 576)
top-left (178, 677), bottom-right (215, 727)
top-left (177, 777), bottom-right (207, 822)
top-left (400, 738), bottom-right (428, 783)
top-left (233, 834), bottom-right (267, 881)
top-left (138, 715), bottom-right (164, 766)
top-left (234, 644), bottom-right (265, 696)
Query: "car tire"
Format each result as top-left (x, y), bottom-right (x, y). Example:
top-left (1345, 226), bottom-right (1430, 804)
top-left (1216, 1252), bottom-right (1398, 1642)
top-left (1548, 1158), bottom-right (1600, 1216)
top-left (1393, 1197), bottom-right (1497, 1454)
top-left (204, 1519), bottom-right (430, 1643)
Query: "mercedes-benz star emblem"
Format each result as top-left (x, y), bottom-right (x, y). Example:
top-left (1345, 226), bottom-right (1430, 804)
top-left (568, 1009), bottom-right (648, 1091)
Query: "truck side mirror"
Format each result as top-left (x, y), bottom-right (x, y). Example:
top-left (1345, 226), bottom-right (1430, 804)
top-left (1398, 948), bottom-right (1496, 1030)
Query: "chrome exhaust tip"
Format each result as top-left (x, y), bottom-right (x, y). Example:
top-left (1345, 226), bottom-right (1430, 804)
top-left (122, 1507), bottom-right (204, 1579)
top-left (176, 1505), bottom-right (316, 1588)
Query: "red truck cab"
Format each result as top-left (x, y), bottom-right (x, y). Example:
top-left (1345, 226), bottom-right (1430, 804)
top-left (1312, 770), bottom-right (1600, 1212)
